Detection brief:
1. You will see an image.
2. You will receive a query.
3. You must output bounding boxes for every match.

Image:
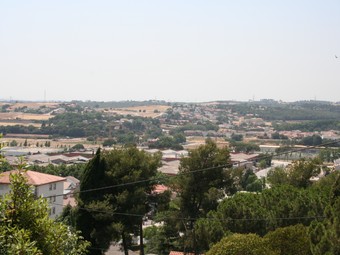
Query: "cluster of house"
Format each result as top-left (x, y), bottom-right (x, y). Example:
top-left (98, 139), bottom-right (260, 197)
top-left (1, 147), bottom-right (92, 167)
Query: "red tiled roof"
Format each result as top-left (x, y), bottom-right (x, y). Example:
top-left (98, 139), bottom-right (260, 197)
top-left (0, 170), bottom-right (66, 186)
top-left (153, 184), bottom-right (169, 194)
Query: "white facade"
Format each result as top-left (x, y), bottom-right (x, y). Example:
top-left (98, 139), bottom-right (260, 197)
top-left (0, 184), bottom-right (10, 197)
top-left (34, 181), bottom-right (65, 219)
top-left (335, 159), bottom-right (340, 171)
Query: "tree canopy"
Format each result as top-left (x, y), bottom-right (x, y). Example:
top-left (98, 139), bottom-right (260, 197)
top-left (76, 147), bottom-right (161, 255)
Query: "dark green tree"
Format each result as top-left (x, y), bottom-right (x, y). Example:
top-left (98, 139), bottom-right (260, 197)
top-left (309, 173), bottom-right (340, 255)
top-left (76, 148), bottom-right (112, 255)
top-left (177, 139), bottom-right (231, 219)
top-left (170, 139), bottom-right (231, 253)
top-left (76, 147), bottom-right (161, 255)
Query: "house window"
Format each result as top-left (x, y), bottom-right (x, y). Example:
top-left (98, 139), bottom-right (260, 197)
top-left (49, 196), bottom-right (56, 203)
top-left (52, 207), bottom-right (56, 215)
top-left (53, 183), bottom-right (57, 190)
top-left (49, 184), bottom-right (52, 191)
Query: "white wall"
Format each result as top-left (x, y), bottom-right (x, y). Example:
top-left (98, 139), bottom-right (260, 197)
top-left (0, 184), bottom-right (10, 198)
top-left (35, 181), bottom-right (64, 219)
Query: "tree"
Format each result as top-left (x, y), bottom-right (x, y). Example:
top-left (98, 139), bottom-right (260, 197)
top-left (102, 138), bottom-right (115, 147)
top-left (76, 147), bottom-right (161, 255)
top-left (267, 158), bottom-right (321, 188)
top-left (0, 170), bottom-right (89, 255)
top-left (309, 172), bottom-right (340, 255)
top-left (173, 133), bottom-right (186, 144)
top-left (206, 234), bottom-right (277, 255)
top-left (10, 139), bottom-right (18, 146)
top-left (230, 133), bottom-right (243, 141)
top-left (72, 143), bottom-right (85, 151)
top-left (170, 140), bottom-right (231, 253)
top-left (265, 224), bottom-right (311, 255)
top-left (300, 135), bottom-right (323, 146)
top-left (76, 148), bottom-right (111, 255)
top-left (177, 140), bottom-right (231, 219)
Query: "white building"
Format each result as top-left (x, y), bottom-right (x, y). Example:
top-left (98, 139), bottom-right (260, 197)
top-left (335, 159), bottom-right (340, 171)
top-left (0, 170), bottom-right (65, 219)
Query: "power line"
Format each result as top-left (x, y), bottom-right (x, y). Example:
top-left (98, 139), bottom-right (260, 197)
top-left (44, 138), bottom-right (340, 200)
top-left (51, 202), bottom-right (327, 222)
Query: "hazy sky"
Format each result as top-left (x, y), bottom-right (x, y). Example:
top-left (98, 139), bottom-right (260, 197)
top-left (1, 1), bottom-right (339, 102)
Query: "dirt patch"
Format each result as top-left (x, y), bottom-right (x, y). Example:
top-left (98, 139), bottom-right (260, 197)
top-left (100, 105), bottom-right (170, 118)
top-left (185, 136), bottom-right (229, 149)
top-left (0, 121), bottom-right (41, 127)
top-left (8, 102), bottom-right (60, 111)
top-left (0, 112), bottom-right (51, 121)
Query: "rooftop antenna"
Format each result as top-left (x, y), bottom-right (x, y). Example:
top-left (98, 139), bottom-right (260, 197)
top-left (44, 90), bottom-right (46, 102)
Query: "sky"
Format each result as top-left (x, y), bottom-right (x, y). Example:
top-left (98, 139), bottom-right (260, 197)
top-left (0, 0), bottom-right (339, 103)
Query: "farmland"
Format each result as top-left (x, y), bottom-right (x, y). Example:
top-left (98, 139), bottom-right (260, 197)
top-left (100, 105), bottom-right (170, 118)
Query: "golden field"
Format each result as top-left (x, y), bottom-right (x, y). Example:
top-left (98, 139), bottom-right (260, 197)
top-left (101, 105), bottom-right (170, 118)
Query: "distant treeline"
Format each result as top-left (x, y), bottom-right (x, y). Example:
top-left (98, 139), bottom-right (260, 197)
top-left (0, 112), bottom-right (162, 139)
top-left (273, 120), bottom-right (340, 131)
top-left (217, 101), bottom-right (340, 121)
top-left (73, 100), bottom-right (168, 108)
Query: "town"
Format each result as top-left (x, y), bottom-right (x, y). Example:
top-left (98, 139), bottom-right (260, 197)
top-left (0, 99), bottom-right (339, 254)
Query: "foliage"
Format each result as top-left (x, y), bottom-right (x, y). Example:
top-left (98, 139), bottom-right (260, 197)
top-left (265, 224), bottom-right (311, 255)
top-left (102, 138), bottom-right (116, 147)
top-left (271, 132), bottom-right (288, 140)
top-left (0, 170), bottom-right (89, 254)
top-left (159, 140), bottom-right (232, 252)
top-left (230, 133), bottom-right (243, 141)
top-left (318, 148), bottom-right (340, 162)
top-left (267, 158), bottom-right (321, 188)
top-left (30, 163), bottom-right (86, 180)
top-left (309, 172), bottom-right (340, 255)
top-left (72, 143), bottom-right (85, 151)
top-left (202, 183), bottom-right (330, 237)
top-left (170, 122), bottom-right (219, 134)
top-left (176, 140), bottom-right (231, 220)
top-left (149, 135), bottom-right (184, 150)
top-left (75, 147), bottom-right (161, 254)
top-left (206, 233), bottom-right (277, 255)
top-left (227, 101), bottom-right (340, 121)
top-left (224, 168), bottom-right (264, 194)
top-left (143, 226), bottom-right (173, 255)
top-left (0, 159), bottom-right (12, 172)
top-left (229, 141), bottom-right (260, 153)
top-left (273, 120), bottom-right (340, 132)
top-left (0, 111), bottom-right (163, 142)
top-left (206, 225), bottom-right (311, 255)
top-left (300, 135), bottom-right (323, 146)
